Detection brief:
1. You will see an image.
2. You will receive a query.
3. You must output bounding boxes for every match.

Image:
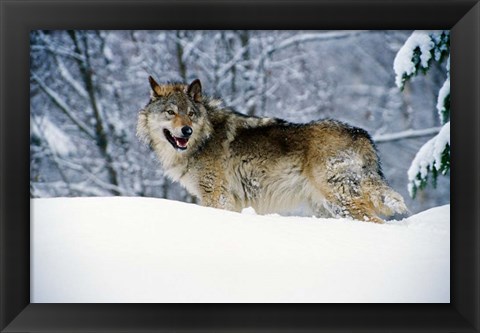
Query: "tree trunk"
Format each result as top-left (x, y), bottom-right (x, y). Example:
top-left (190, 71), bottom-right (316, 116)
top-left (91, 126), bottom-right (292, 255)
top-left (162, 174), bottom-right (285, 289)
top-left (67, 30), bottom-right (121, 195)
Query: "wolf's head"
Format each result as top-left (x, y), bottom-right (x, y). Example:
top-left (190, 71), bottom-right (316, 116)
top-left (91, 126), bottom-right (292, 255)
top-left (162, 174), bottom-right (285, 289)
top-left (137, 76), bottom-right (211, 155)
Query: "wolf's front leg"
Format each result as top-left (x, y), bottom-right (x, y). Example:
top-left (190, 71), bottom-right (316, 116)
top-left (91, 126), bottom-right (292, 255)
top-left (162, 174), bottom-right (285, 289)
top-left (198, 172), bottom-right (235, 211)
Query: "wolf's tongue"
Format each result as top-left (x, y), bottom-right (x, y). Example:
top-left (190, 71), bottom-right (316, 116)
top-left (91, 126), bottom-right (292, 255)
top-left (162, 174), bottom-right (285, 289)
top-left (175, 137), bottom-right (188, 148)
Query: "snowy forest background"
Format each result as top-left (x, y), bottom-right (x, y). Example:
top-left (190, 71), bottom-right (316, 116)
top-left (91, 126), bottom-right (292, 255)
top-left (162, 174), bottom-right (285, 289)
top-left (30, 30), bottom-right (450, 215)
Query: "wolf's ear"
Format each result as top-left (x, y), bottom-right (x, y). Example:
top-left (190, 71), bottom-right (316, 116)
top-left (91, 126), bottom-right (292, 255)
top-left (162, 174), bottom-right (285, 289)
top-left (148, 75), bottom-right (163, 98)
top-left (187, 79), bottom-right (202, 103)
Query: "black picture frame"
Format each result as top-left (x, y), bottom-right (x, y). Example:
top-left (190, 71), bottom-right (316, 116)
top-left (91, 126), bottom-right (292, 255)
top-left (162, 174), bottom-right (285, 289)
top-left (1, 0), bottom-right (479, 332)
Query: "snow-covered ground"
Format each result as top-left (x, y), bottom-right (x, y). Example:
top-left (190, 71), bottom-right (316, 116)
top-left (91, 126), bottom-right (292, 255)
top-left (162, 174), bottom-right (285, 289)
top-left (31, 197), bottom-right (450, 303)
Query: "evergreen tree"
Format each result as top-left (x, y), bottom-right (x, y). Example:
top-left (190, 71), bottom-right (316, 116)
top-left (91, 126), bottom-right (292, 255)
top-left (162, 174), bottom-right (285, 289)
top-left (393, 30), bottom-right (450, 198)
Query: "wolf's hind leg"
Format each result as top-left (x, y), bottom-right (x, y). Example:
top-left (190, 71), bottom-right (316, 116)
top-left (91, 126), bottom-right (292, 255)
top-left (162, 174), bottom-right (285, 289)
top-left (323, 194), bottom-right (384, 223)
top-left (313, 177), bottom-right (384, 223)
top-left (362, 178), bottom-right (409, 217)
top-left (347, 198), bottom-right (385, 223)
top-left (312, 173), bottom-right (384, 223)
top-left (373, 189), bottom-right (408, 217)
top-left (309, 155), bottom-right (385, 223)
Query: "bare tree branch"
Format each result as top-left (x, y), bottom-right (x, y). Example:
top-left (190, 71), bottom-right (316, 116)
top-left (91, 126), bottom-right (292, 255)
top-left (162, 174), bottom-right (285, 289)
top-left (55, 157), bottom-right (134, 196)
top-left (54, 55), bottom-right (89, 98)
top-left (373, 127), bottom-right (441, 143)
top-left (261, 31), bottom-right (370, 62)
top-left (31, 44), bottom-right (86, 61)
top-left (31, 72), bottom-right (96, 140)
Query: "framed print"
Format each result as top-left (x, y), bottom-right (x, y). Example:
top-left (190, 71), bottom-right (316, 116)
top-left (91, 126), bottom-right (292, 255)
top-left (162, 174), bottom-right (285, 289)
top-left (1, 0), bottom-right (479, 332)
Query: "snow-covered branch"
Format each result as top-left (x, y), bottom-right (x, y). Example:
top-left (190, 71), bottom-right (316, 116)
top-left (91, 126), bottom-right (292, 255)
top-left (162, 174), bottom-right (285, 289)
top-left (393, 30), bottom-right (449, 89)
top-left (216, 46), bottom-right (248, 79)
top-left (274, 31), bottom-right (368, 56)
top-left (55, 56), bottom-right (89, 98)
top-left (373, 127), bottom-right (441, 143)
top-left (394, 30), bottom-right (450, 198)
top-left (436, 77), bottom-right (450, 125)
top-left (55, 157), bottom-right (134, 196)
top-left (31, 45), bottom-right (85, 62)
top-left (262, 31), bottom-right (370, 61)
top-left (393, 31), bottom-right (434, 89)
top-left (407, 122), bottom-right (450, 197)
top-left (31, 116), bottom-right (77, 157)
top-left (31, 72), bottom-right (96, 140)
top-left (180, 33), bottom-right (204, 63)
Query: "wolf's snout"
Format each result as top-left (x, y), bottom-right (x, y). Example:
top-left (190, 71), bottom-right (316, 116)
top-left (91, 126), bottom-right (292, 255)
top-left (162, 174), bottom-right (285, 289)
top-left (182, 126), bottom-right (193, 137)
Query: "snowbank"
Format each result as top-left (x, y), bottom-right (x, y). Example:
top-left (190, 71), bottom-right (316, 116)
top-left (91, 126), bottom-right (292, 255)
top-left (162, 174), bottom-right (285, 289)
top-left (31, 197), bottom-right (450, 303)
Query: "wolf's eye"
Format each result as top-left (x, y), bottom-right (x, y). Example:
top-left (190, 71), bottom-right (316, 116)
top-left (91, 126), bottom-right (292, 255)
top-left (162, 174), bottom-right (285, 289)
top-left (188, 111), bottom-right (195, 117)
top-left (166, 110), bottom-right (175, 116)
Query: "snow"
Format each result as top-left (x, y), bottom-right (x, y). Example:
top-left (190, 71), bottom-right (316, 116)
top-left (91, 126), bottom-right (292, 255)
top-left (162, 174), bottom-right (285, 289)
top-left (436, 77), bottom-right (450, 123)
top-left (31, 116), bottom-right (76, 156)
top-left (393, 31), bottom-right (434, 88)
top-left (31, 197), bottom-right (449, 303)
top-left (433, 122), bottom-right (450, 167)
top-left (103, 45), bottom-right (113, 62)
top-left (407, 122), bottom-right (450, 195)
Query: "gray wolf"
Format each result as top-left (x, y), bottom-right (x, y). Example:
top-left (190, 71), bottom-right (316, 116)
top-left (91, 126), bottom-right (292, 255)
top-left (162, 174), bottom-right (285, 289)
top-left (137, 76), bottom-right (408, 223)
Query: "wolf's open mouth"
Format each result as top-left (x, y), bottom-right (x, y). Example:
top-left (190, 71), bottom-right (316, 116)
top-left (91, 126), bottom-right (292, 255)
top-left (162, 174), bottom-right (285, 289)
top-left (163, 129), bottom-right (189, 150)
